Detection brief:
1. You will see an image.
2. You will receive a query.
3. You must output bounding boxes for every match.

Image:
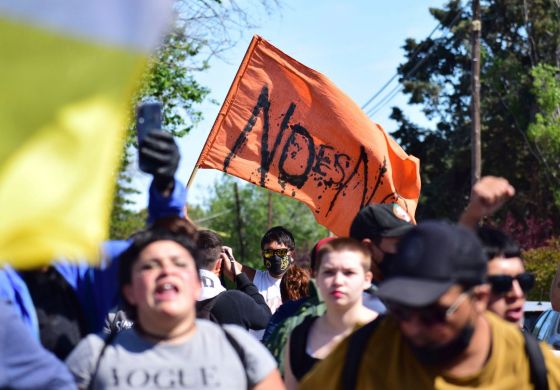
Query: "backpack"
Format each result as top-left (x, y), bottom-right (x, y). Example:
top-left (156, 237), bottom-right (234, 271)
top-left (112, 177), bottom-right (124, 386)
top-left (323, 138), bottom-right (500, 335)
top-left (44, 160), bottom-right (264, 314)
top-left (196, 293), bottom-right (223, 322)
top-left (340, 316), bottom-right (549, 390)
top-left (263, 281), bottom-right (326, 375)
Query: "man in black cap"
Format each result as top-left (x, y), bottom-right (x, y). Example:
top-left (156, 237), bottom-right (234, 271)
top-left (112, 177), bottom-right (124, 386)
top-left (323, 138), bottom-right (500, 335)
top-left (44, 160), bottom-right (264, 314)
top-left (350, 176), bottom-right (515, 282)
top-left (349, 203), bottom-right (413, 281)
top-left (301, 221), bottom-right (560, 389)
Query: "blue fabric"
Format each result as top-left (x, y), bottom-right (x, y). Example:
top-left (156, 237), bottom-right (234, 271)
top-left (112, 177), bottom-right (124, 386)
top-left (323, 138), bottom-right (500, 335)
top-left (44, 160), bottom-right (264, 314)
top-left (0, 266), bottom-right (40, 339)
top-left (0, 301), bottom-right (75, 389)
top-left (147, 178), bottom-right (186, 224)
top-left (0, 178), bottom-right (186, 338)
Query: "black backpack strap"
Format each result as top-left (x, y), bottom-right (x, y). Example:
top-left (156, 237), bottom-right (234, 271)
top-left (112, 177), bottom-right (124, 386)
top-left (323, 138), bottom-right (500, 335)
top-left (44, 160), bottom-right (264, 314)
top-left (523, 331), bottom-right (549, 390)
top-left (290, 316), bottom-right (319, 380)
top-left (341, 316), bottom-right (384, 390)
top-left (222, 327), bottom-right (250, 388)
top-left (88, 331), bottom-right (118, 390)
top-left (196, 293), bottom-right (223, 322)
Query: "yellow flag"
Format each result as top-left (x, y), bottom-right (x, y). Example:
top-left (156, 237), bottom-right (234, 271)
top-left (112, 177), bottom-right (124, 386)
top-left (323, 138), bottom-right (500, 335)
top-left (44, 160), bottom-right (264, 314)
top-left (0, 0), bottom-right (172, 268)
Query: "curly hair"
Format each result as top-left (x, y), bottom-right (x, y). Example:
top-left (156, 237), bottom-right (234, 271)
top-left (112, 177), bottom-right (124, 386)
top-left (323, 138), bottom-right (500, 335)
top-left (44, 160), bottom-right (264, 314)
top-left (280, 264), bottom-right (311, 303)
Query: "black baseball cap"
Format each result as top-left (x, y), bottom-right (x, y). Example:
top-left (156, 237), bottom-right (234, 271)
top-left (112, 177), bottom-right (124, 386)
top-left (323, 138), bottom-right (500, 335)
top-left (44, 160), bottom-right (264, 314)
top-left (349, 203), bottom-right (413, 240)
top-left (376, 221), bottom-right (486, 307)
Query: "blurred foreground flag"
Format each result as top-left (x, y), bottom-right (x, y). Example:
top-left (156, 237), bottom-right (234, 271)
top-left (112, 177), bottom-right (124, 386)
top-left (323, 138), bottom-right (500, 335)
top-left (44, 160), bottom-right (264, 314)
top-left (0, 0), bottom-right (172, 267)
top-left (194, 36), bottom-right (421, 236)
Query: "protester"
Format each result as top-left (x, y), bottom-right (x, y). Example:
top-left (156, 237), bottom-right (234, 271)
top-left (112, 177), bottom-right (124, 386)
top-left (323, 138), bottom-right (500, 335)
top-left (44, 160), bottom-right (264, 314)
top-left (262, 239), bottom-right (330, 365)
top-left (66, 220), bottom-right (283, 390)
top-left (478, 226), bottom-right (535, 328)
top-left (195, 230), bottom-right (272, 330)
top-left (284, 238), bottom-right (377, 389)
top-left (349, 203), bottom-right (413, 282)
top-left (223, 226), bottom-right (296, 315)
top-left (0, 130), bottom-right (185, 359)
top-left (458, 176), bottom-right (516, 229)
top-left (300, 221), bottom-right (560, 389)
top-left (0, 300), bottom-right (75, 389)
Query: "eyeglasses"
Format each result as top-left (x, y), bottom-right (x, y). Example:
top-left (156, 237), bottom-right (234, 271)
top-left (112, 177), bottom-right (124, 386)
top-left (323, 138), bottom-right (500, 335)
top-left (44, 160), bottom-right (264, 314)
top-left (387, 289), bottom-right (473, 326)
top-left (487, 272), bottom-right (535, 295)
top-left (262, 248), bottom-right (290, 259)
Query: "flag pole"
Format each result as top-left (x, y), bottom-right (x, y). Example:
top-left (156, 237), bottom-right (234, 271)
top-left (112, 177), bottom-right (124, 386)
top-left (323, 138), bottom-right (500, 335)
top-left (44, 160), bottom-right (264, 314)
top-left (186, 165), bottom-right (198, 190)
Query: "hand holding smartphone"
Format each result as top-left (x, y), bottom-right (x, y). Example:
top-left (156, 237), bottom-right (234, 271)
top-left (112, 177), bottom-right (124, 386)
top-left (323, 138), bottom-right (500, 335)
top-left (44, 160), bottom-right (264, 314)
top-left (136, 102), bottom-right (162, 143)
top-left (136, 102), bottom-right (163, 172)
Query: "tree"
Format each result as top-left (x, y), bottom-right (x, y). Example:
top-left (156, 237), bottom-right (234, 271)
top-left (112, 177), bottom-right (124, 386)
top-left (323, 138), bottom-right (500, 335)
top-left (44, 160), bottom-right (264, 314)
top-left (193, 175), bottom-right (328, 268)
top-left (109, 0), bottom-right (279, 239)
top-left (390, 0), bottom-right (560, 235)
top-left (524, 238), bottom-right (560, 301)
top-left (528, 63), bottom-right (560, 208)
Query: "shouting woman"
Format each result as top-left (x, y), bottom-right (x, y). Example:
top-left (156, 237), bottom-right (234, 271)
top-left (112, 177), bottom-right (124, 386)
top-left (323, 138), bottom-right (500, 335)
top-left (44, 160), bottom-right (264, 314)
top-left (66, 219), bottom-right (283, 390)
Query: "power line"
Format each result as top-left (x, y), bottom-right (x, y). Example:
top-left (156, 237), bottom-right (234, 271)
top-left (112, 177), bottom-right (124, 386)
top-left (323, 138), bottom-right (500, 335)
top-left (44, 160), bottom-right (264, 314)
top-left (362, 5), bottom-right (466, 117)
top-left (361, 21), bottom-right (444, 111)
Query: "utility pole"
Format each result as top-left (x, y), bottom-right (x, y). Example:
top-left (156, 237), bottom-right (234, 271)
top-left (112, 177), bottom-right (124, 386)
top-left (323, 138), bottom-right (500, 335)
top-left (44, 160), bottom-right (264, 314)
top-left (471, 0), bottom-right (482, 186)
top-left (233, 183), bottom-right (246, 260)
top-left (267, 191), bottom-right (273, 229)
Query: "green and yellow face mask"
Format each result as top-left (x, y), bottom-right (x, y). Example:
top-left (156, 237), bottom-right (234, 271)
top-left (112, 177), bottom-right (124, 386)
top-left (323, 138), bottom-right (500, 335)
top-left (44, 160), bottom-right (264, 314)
top-left (262, 248), bottom-right (292, 276)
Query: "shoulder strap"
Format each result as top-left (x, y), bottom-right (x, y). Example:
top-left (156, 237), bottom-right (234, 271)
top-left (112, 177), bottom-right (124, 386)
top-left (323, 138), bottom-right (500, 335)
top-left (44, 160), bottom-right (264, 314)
top-left (88, 331), bottom-right (118, 390)
top-left (196, 293), bottom-right (223, 322)
top-left (341, 316), bottom-right (384, 390)
top-left (289, 315), bottom-right (319, 380)
top-left (523, 331), bottom-right (549, 390)
top-left (222, 327), bottom-right (250, 389)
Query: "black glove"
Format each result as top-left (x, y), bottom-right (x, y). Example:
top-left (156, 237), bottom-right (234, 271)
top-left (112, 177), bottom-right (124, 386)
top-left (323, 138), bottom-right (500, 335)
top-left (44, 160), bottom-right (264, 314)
top-left (139, 130), bottom-right (180, 193)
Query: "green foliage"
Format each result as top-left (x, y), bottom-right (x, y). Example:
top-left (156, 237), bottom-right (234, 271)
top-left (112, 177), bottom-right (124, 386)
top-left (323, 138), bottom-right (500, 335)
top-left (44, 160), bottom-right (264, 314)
top-left (193, 175), bottom-right (329, 269)
top-left (391, 0), bottom-right (560, 230)
top-left (134, 29), bottom-right (210, 141)
top-left (109, 208), bottom-right (148, 240)
top-left (523, 238), bottom-right (560, 301)
top-left (528, 64), bottom-right (560, 208)
top-left (109, 30), bottom-right (210, 239)
top-left (109, 0), bottom-right (278, 238)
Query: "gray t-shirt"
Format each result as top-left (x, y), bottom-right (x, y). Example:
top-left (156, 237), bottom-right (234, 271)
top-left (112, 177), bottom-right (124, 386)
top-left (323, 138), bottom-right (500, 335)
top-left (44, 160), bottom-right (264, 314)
top-left (65, 320), bottom-right (277, 389)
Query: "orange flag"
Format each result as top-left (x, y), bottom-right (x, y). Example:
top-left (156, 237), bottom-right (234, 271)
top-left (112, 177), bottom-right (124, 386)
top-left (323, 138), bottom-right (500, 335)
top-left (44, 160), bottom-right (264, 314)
top-left (194, 36), bottom-right (420, 236)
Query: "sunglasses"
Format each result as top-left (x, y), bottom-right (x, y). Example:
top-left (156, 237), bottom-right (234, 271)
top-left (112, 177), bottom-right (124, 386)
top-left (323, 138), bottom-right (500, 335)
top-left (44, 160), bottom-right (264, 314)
top-left (387, 290), bottom-right (472, 326)
top-left (262, 248), bottom-right (290, 259)
top-left (487, 272), bottom-right (535, 295)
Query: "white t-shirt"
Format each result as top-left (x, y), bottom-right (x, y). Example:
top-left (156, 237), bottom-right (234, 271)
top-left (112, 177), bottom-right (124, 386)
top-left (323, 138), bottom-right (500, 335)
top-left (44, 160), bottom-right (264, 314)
top-left (250, 270), bottom-right (282, 340)
top-left (253, 269), bottom-right (282, 314)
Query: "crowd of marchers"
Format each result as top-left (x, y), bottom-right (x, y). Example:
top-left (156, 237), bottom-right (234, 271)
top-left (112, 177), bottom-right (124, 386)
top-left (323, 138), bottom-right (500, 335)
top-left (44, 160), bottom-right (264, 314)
top-left (2, 131), bottom-right (560, 390)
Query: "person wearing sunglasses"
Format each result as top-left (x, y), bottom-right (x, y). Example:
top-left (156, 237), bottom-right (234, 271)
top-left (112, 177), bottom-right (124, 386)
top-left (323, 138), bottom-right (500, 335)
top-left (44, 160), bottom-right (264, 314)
top-left (300, 221), bottom-right (560, 389)
top-left (222, 226), bottom-right (295, 339)
top-left (477, 227), bottom-right (534, 327)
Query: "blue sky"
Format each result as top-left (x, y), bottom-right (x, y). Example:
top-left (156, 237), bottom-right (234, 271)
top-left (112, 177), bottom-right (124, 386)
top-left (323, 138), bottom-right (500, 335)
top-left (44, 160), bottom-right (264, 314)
top-left (130, 0), bottom-right (448, 209)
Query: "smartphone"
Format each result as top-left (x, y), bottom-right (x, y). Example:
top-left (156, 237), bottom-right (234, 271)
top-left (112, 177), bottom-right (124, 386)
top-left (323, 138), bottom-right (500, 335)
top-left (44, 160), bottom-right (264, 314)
top-left (136, 102), bottom-right (162, 144)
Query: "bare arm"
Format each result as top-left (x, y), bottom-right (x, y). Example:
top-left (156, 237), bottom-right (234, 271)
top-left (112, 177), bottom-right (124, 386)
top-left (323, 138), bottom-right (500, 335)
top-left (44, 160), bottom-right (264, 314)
top-left (550, 263), bottom-right (560, 311)
top-left (251, 369), bottom-right (285, 390)
top-left (459, 176), bottom-right (515, 229)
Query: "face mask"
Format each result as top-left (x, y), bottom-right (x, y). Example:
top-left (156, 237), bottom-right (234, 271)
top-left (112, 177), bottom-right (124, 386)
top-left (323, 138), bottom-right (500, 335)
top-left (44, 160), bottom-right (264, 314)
top-left (264, 254), bottom-right (291, 277)
top-left (406, 321), bottom-right (475, 366)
